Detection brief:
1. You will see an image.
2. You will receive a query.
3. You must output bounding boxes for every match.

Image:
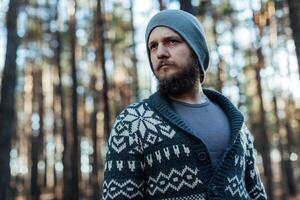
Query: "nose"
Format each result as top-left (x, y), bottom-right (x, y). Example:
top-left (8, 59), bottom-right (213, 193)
top-left (156, 43), bottom-right (169, 59)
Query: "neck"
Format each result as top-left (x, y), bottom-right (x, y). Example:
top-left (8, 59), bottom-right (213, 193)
top-left (169, 83), bottom-right (206, 104)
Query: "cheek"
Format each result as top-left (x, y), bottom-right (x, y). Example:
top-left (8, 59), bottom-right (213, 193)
top-left (150, 55), bottom-right (158, 68)
top-left (177, 49), bottom-right (191, 57)
top-left (178, 51), bottom-right (193, 64)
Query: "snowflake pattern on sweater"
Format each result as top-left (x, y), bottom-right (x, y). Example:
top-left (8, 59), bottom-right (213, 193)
top-left (103, 89), bottom-right (267, 200)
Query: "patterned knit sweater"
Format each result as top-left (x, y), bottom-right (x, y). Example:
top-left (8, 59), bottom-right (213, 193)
top-left (103, 89), bottom-right (267, 200)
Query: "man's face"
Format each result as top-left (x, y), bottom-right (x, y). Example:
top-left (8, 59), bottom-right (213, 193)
top-left (148, 26), bottom-right (199, 96)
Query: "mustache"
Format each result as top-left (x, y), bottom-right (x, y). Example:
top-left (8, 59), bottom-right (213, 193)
top-left (157, 60), bottom-right (176, 69)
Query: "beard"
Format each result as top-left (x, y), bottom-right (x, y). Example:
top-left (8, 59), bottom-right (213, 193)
top-left (157, 59), bottom-right (200, 97)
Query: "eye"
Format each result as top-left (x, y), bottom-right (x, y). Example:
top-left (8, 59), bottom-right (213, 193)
top-left (168, 39), bottom-right (178, 45)
top-left (149, 43), bottom-right (157, 51)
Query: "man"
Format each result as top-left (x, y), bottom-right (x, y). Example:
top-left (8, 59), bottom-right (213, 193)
top-left (103, 9), bottom-right (267, 200)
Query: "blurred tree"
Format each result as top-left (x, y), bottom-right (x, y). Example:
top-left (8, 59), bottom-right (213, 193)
top-left (89, 0), bottom-right (108, 198)
top-left (90, 74), bottom-right (101, 199)
top-left (287, 0), bottom-right (300, 76)
top-left (69, 0), bottom-right (80, 199)
top-left (197, 0), bottom-right (211, 16)
top-left (0, 0), bottom-right (20, 199)
top-left (272, 1), bottom-right (299, 197)
top-left (52, 0), bottom-right (70, 199)
top-left (107, 1), bottom-right (133, 119)
top-left (272, 95), bottom-right (288, 199)
top-left (283, 97), bottom-right (297, 195)
top-left (29, 4), bottom-right (45, 199)
top-left (158, 0), bottom-right (166, 10)
top-left (252, 6), bottom-right (274, 199)
top-left (179, 0), bottom-right (194, 14)
top-left (31, 66), bottom-right (44, 200)
top-left (254, 46), bottom-right (274, 200)
top-left (96, 0), bottom-right (110, 141)
top-left (129, 0), bottom-right (139, 101)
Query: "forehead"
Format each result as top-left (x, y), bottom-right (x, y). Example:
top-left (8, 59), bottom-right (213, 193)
top-left (148, 26), bottom-right (181, 43)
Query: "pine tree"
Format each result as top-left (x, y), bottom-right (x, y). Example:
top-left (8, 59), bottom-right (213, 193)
top-left (0, 0), bottom-right (20, 199)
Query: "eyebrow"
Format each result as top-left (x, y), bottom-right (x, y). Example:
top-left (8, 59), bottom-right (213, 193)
top-left (148, 35), bottom-right (182, 48)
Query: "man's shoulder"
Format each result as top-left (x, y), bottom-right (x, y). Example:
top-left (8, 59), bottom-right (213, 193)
top-left (126, 99), bottom-right (149, 109)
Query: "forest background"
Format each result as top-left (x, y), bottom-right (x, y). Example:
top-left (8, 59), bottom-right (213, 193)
top-left (1, 0), bottom-right (300, 199)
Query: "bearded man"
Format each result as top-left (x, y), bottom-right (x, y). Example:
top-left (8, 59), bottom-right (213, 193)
top-left (103, 9), bottom-right (267, 200)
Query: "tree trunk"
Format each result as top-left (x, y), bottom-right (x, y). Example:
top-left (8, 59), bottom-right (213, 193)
top-left (158, 0), bottom-right (166, 10)
top-left (287, 0), bottom-right (300, 76)
top-left (30, 2), bottom-right (46, 194)
top-left (53, 1), bottom-right (71, 199)
top-left (0, 0), bottom-right (20, 199)
top-left (69, 1), bottom-right (80, 199)
top-left (217, 60), bottom-right (225, 92)
top-left (254, 47), bottom-right (274, 200)
top-left (90, 77), bottom-right (101, 200)
top-left (296, 108), bottom-right (300, 168)
top-left (129, 0), bottom-right (139, 101)
top-left (31, 134), bottom-right (40, 200)
top-left (43, 154), bottom-right (47, 188)
top-left (96, 0), bottom-right (111, 141)
top-left (283, 98), bottom-right (297, 195)
top-left (90, 0), bottom-right (108, 197)
top-left (52, 86), bottom-right (58, 198)
top-left (272, 95), bottom-right (288, 200)
top-left (30, 68), bottom-right (44, 200)
top-left (179, 0), bottom-right (194, 14)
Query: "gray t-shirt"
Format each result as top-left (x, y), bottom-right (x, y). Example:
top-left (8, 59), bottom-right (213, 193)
top-left (171, 97), bottom-right (231, 169)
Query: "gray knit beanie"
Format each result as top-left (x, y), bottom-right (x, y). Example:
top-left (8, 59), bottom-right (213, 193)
top-left (145, 9), bottom-right (209, 82)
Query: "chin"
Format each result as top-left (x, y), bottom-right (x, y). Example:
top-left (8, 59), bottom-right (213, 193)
top-left (158, 70), bottom-right (178, 79)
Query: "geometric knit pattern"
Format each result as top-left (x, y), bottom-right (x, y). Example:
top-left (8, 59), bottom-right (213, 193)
top-left (248, 185), bottom-right (268, 200)
top-left (161, 193), bottom-right (206, 200)
top-left (147, 166), bottom-right (202, 196)
top-left (103, 89), bottom-right (267, 200)
top-left (225, 175), bottom-right (248, 198)
top-left (103, 180), bottom-right (144, 199)
top-left (107, 102), bottom-right (176, 155)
